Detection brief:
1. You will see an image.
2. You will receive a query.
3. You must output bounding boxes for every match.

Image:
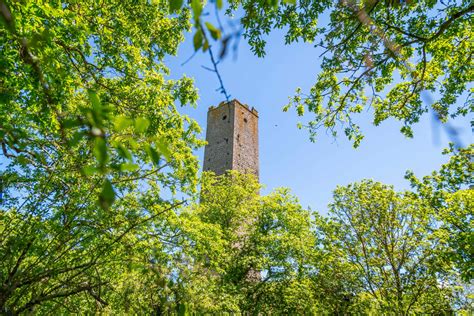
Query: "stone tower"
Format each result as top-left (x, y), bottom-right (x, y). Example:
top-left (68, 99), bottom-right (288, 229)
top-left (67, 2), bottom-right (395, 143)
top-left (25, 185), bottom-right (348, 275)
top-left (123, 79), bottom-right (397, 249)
top-left (203, 99), bottom-right (259, 178)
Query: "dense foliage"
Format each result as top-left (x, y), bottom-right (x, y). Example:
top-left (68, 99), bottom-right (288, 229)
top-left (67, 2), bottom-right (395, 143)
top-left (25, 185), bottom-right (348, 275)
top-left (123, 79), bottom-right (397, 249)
top-left (0, 1), bottom-right (202, 313)
top-left (240, 0), bottom-right (473, 145)
top-left (0, 0), bottom-right (472, 314)
top-left (185, 0), bottom-right (473, 146)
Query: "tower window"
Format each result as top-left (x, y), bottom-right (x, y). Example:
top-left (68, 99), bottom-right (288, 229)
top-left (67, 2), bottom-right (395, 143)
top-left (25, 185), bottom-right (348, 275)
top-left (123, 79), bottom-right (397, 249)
top-left (244, 118), bottom-right (248, 123)
top-left (222, 115), bottom-right (227, 120)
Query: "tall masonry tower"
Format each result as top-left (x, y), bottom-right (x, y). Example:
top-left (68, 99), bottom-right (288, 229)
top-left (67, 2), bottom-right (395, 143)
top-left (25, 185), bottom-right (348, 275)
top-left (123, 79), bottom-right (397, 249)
top-left (203, 99), bottom-right (259, 178)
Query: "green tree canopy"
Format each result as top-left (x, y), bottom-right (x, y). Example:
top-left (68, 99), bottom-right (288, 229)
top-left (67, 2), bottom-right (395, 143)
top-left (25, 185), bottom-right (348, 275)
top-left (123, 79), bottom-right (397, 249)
top-left (406, 144), bottom-right (473, 281)
top-left (311, 145), bottom-right (472, 314)
top-left (0, 0), bottom-right (472, 313)
top-left (322, 180), bottom-right (455, 314)
top-left (184, 0), bottom-right (473, 146)
top-left (0, 1), bottom-right (203, 313)
top-left (172, 171), bottom-right (316, 313)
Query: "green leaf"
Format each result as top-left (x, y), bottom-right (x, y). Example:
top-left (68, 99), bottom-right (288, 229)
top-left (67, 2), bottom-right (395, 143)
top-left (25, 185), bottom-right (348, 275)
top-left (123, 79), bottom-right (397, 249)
top-left (146, 144), bottom-right (161, 165)
top-left (87, 89), bottom-right (101, 113)
top-left (120, 163), bottom-right (139, 172)
top-left (93, 137), bottom-right (108, 167)
top-left (134, 117), bottom-right (150, 133)
top-left (216, 0), bottom-right (223, 9)
top-left (191, 0), bottom-right (202, 22)
top-left (205, 22), bottom-right (221, 40)
top-left (156, 138), bottom-right (172, 161)
top-left (193, 30), bottom-right (203, 51)
top-left (296, 104), bottom-right (304, 116)
top-left (169, 0), bottom-right (183, 13)
top-left (178, 303), bottom-right (188, 316)
top-left (400, 125), bottom-right (414, 138)
top-left (116, 144), bottom-right (132, 161)
top-left (114, 115), bottom-right (133, 131)
top-left (283, 0), bottom-right (296, 4)
top-left (99, 178), bottom-right (115, 209)
top-left (203, 39), bottom-right (209, 52)
top-left (82, 165), bottom-right (99, 176)
top-left (87, 90), bottom-right (104, 128)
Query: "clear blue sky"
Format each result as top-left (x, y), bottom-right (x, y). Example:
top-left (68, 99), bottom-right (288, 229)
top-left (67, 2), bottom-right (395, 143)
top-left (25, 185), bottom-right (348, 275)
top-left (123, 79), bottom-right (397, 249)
top-left (166, 19), bottom-right (472, 214)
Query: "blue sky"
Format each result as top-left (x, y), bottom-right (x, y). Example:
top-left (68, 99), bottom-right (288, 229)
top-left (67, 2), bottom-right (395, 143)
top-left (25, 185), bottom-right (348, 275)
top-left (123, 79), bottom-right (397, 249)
top-left (166, 18), bottom-right (472, 214)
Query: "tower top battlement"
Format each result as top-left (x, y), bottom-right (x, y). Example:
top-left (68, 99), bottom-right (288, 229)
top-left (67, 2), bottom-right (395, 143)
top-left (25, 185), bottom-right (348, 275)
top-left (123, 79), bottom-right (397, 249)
top-left (203, 99), bottom-right (259, 178)
top-left (208, 99), bottom-right (259, 117)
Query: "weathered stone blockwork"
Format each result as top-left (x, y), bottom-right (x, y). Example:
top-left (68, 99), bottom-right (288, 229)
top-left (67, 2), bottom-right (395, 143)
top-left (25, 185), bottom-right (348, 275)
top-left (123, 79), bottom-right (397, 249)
top-left (203, 99), bottom-right (259, 178)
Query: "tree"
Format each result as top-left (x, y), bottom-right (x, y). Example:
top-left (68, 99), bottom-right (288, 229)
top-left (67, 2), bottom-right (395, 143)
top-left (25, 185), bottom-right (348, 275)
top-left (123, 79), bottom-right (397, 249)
top-left (322, 180), bottom-right (456, 314)
top-left (0, 1), bottom-right (203, 313)
top-left (172, 171), bottom-right (316, 314)
top-left (1, 0), bottom-right (471, 313)
top-left (406, 144), bottom-right (473, 282)
top-left (182, 0), bottom-right (473, 146)
top-left (310, 213), bottom-right (373, 314)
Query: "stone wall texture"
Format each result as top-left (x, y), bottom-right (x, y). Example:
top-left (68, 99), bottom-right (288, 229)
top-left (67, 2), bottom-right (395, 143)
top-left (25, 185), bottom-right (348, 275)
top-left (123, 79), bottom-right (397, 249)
top-left (203, 99), bottom-right (259, 178)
